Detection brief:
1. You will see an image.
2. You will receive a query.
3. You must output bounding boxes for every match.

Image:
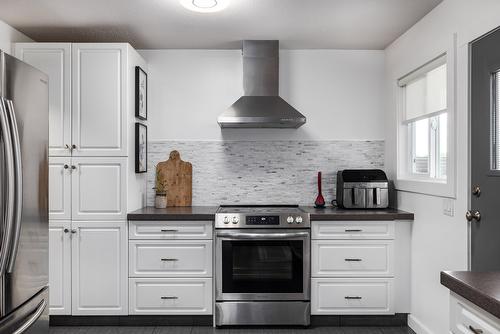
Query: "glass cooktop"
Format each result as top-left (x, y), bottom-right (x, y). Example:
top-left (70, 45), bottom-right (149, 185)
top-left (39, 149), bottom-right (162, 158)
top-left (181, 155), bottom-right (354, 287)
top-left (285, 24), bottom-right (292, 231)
top-left (217, 205), bottom-right (305, 214)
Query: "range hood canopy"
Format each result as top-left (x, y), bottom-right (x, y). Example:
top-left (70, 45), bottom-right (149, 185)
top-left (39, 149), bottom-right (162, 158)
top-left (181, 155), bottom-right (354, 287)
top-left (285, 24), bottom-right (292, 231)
top-left (218, 40), bottom-right (306, 129)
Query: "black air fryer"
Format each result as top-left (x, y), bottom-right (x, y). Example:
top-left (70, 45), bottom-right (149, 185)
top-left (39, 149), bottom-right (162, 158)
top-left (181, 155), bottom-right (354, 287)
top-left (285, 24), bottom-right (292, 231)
top-left (336, 169), bottom-right (389, 209)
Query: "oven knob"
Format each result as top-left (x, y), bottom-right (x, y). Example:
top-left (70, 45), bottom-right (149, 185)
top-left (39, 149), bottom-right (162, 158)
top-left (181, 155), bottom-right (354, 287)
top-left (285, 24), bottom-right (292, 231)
top-left (223, 216), bottom-right (230, 224)
top-left (287, 216), bottom-right (294, 224)
top-left (296, 216), bottom-right (303, 224)
top-left (232, 216), bottom-right (239, 224)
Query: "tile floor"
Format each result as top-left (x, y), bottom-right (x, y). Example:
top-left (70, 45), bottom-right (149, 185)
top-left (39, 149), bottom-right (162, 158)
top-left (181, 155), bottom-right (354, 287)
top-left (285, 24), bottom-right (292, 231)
top-left (48, 326), bottom-right (416, 334)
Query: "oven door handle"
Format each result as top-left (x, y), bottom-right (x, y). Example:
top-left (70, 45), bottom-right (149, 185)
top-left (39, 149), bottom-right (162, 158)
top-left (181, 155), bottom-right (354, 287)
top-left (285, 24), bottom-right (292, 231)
top-left (215, 231), bottom-right (309, 239)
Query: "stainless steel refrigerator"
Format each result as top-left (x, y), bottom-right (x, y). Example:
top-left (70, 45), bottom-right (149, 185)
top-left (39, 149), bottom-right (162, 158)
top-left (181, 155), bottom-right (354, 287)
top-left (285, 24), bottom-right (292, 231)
top-left (0, 51), bottom-right (49, 333)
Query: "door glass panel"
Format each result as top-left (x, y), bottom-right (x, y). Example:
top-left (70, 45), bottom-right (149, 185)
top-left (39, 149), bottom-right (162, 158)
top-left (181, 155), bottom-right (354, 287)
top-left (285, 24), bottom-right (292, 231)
top-left (492, 71), bottom-right (500, 170)
top-left (221, 240), bottom-right (303, 294)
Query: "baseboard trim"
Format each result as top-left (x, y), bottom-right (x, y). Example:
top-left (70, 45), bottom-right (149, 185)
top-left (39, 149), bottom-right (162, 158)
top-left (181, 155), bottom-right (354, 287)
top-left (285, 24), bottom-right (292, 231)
top-left (49, 315), bottom-right (213, 327)
top-left (51, 314), bottom-right (408, 327)
top-left (311, 314), bottom-right (408, 327)
top-left (408, 314), bottom-right (434, 334)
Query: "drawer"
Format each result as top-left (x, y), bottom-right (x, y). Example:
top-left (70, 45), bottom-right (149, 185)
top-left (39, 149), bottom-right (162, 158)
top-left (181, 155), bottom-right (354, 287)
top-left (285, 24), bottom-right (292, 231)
top-left (129, 221), bottom-right (213, 240)
top-left (311, 278), bottom-right (394, 315)
top-left (312, 221), bottom-right (394, 240)
top-left (450, 293), bottom-right (500, 334)
top-left (129, 278), bottom-right (212, 315)
top-left (129, 240), bottom-right (212, 277)
top-left (312, 240), bottom-right (393, 277)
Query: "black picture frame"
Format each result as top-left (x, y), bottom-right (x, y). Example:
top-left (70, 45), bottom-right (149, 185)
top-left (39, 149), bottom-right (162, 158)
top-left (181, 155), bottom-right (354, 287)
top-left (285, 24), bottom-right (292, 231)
top-left (135, 66), bottom-right (147, 120)
top-left (135, 123), bottom-right (147, 173)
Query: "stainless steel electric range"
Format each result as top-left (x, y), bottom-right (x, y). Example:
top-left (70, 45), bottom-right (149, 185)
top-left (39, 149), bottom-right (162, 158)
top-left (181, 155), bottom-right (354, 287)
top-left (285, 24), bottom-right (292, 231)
top-left (214, 205), bottom-right (311, 326)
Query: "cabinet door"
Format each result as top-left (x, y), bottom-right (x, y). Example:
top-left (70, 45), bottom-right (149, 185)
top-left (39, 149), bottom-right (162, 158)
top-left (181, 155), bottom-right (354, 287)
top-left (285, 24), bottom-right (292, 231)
top-left (49, 220), bottom-right (71, 315)
top-left (15, 43), bottom-right (72, 156)
top-left (71, 221), bottom-right (127, 315)
top-left (71, 44), bottom-right (126, 156)
top-left (71, 157), bottom-right (126, 220)
top-left (49, 157), bottom-right (72, 220)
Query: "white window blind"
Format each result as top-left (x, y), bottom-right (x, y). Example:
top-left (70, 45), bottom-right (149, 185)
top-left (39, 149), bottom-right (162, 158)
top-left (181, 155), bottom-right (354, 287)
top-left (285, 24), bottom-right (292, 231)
top-left (398, 55), bottom-right (447, 123)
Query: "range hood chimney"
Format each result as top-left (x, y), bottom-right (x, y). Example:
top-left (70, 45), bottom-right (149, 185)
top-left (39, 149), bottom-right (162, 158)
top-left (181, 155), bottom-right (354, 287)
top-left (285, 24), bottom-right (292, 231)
top-left (218, 40), bottom-right (306, 128)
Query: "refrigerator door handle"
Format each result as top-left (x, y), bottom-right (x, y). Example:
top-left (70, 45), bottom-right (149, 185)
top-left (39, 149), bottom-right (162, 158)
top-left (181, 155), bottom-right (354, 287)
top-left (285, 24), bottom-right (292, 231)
top-left (6, 99), bottom-right (23, 273)
top-left (0, 97), bottom-right (16, 276)
top-left (12, 299), bottom-right (46, 334)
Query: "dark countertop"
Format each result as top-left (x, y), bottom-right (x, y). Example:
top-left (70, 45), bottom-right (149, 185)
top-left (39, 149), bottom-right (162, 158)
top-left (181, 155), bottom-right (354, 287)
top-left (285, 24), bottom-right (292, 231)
top-left (302, 206), bottom-right (414, 221)
top-left (128, 206), bottom-right (414, 221)
top-left (127, 206), bottom-right (218, 221)
top-left (441, 271), bottom-right (500, 319)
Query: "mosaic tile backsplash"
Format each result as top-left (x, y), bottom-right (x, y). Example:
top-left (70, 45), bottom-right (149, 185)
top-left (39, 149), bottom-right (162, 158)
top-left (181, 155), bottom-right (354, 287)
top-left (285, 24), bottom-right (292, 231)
top-left (147, 140), bottom-right (384, 206)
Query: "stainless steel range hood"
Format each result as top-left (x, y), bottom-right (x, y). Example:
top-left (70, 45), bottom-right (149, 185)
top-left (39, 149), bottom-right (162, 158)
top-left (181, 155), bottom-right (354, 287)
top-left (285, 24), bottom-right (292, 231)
top-left (218, 40), bottom-right (306, 128)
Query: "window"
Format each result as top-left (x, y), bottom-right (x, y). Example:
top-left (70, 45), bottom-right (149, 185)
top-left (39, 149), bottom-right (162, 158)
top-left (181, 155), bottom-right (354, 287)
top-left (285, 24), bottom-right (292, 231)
top-left (399, 56), bottom-right (448, 181)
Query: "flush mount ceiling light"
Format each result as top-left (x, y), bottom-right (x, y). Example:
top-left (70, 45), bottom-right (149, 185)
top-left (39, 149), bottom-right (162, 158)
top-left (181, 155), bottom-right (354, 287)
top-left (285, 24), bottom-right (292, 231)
top-left (180, 0), bottom-right (230, 13)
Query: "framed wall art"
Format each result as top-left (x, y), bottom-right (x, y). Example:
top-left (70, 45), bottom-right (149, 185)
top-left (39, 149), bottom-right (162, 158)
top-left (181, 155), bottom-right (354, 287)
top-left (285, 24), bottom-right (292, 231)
top-left (135, 66), bottom-right (147, 120)
top-left (135, 122), bottom-right (147, 173)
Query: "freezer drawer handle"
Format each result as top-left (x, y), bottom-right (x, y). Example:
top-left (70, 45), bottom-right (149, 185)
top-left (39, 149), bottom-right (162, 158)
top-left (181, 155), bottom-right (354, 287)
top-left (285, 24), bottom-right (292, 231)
top-left (344, 258), bottom-right (362, 262)
top-left (160, 258), bottom-right (179, 262)
top-left (345, 229), bottom-right (362, 232)
top-left (13, 299), bottom-right (47, 334)
top-left (160, 229), bottom-right (178, 232)
top-left (160, 296), bottom-right (178, 300)
top-left (468, 325), bottom-right (483, 334)
top-left (345, 296), bottom-right (362, 300)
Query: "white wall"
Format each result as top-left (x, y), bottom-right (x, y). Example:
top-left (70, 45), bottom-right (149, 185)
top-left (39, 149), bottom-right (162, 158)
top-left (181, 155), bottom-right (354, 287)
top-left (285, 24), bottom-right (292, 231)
top-left (139, 49), bottom-right (385, 141)
top-left (384, 1), bottom-right (500, 333)
top-left (0, 20), bottom-right (32, 54)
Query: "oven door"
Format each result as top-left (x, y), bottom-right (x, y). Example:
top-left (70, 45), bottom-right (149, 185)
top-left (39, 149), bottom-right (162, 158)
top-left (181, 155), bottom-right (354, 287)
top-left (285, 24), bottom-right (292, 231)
top-left (215, 229), bottom-right (310, 301)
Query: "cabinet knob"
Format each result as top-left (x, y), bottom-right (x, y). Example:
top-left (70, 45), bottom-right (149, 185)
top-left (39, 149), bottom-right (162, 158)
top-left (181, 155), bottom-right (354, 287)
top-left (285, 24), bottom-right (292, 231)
top-left (63, 164), bottom-right (69, 169)
top-left (71, 229), bottom-right (77, 234)
top-left (71, 144), bottom-right (77, 150)
top-left (65, 144), bottom-right (71, 150)
top-left (63, 228), bottom-right (69, 233)
top-left (71, 165), bottom-right (77, 170)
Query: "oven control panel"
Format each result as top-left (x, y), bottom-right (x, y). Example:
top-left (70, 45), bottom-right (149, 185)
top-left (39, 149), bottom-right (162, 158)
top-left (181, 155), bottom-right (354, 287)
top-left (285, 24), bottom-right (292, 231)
top-left (215, 212), bottom-right (310, 228)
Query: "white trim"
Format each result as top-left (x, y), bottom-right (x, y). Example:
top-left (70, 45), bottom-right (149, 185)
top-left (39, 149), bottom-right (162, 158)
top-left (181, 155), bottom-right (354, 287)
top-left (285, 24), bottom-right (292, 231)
top-left (396, 34), bottom-right (457, 198)
top-left (408, 314), bottom-right (435, 334)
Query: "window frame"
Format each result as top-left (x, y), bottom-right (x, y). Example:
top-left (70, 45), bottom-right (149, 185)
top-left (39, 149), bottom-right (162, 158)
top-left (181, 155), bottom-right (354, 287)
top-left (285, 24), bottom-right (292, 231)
top-left (395, 45), bottom-right (456, 198)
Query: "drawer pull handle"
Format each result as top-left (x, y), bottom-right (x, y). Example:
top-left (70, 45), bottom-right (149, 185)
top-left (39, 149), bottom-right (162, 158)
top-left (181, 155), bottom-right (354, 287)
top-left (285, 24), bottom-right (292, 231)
top-left (345, 258), bottom-right (362, 262)
top-left (161, 258), bottom-right (179, 261)
top-left (345, 229), bottom-right (362, 232)
top-left (160, 296), bottom-right (178, 300)
top-left (345, 296), bottom-right (362, 300)
top-left (160, 229), bottom-right (178, 232)
top-left (468, 325), bottom-right (483, 334)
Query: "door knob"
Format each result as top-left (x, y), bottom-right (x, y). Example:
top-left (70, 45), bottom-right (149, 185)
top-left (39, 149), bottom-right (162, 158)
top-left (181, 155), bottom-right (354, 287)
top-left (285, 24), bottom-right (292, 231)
top-left (466, 210), bottom-right (481, 222)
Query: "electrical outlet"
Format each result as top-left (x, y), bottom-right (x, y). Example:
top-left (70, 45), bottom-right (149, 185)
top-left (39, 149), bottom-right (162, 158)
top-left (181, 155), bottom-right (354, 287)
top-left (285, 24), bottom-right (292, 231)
top-left (443, 198), bottom-right (455, 217)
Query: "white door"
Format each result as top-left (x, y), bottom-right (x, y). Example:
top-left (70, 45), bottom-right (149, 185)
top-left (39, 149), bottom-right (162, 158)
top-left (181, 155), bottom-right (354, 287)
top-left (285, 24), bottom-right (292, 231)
top-left (71, 157), bottom-right (126, 220)
top-left (15, 43), bottom-right (72, 156)
top-left (71, 44), bottom-right (126, 156)
top-left (71, 221), bottom-right (128, 315)
top-left (49, 157), bottom-right (72, 220)
top-left (49, 220), bottom-right (72, 315)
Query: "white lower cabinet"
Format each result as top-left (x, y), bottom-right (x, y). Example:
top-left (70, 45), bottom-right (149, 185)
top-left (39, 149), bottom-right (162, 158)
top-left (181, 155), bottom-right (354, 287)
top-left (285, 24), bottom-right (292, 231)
top-left (71, 221), bottom-right (128, 315)
top-left (129, 278), bottom-right (212, 315)
top-left (311, 220), bottom-right (396, 315)
top-left (49, 220), bottom-right (72, 315)
top-left (129, 240), bottom-right (212, 277)
top-left (311, 278), bottom-right (394, 315)
top-left (450, 293), bottom-right (500, 334)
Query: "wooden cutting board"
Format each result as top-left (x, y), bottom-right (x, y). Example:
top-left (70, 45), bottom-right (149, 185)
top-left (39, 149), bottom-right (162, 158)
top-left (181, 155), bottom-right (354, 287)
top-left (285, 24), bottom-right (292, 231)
top-left (155, 150), bottom-right (192, 207)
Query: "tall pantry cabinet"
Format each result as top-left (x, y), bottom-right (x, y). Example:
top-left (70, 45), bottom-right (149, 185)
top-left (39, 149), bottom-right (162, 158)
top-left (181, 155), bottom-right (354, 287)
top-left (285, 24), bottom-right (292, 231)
top-left (15, 43), bottom-right (148, 315)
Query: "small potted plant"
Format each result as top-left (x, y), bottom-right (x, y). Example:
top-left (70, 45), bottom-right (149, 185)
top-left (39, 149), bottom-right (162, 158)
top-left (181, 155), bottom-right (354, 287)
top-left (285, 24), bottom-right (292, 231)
top-left (154, 172), bottom-right (168, 209)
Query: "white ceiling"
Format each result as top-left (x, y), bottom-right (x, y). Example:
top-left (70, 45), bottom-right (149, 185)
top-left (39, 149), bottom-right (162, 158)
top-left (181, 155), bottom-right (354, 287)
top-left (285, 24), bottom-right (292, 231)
top-left (0, 0), bottom-right (443, 50)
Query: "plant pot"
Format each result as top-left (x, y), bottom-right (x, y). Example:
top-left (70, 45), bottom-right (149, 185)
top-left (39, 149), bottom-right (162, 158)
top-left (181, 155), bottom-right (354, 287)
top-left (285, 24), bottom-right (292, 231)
top-left (155, 193), bottom-right (167, 209)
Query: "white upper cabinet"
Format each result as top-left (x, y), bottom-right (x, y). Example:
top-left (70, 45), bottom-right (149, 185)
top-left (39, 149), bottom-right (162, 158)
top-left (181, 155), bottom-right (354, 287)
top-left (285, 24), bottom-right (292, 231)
top-left (71, 44), bottom-right (126, 156)
top-left (71, 157), bottom-right (127, 220)
top-left (15, 43), bottom-right (72, 156)
top-left (48, 157), bottom-right (72, 220)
